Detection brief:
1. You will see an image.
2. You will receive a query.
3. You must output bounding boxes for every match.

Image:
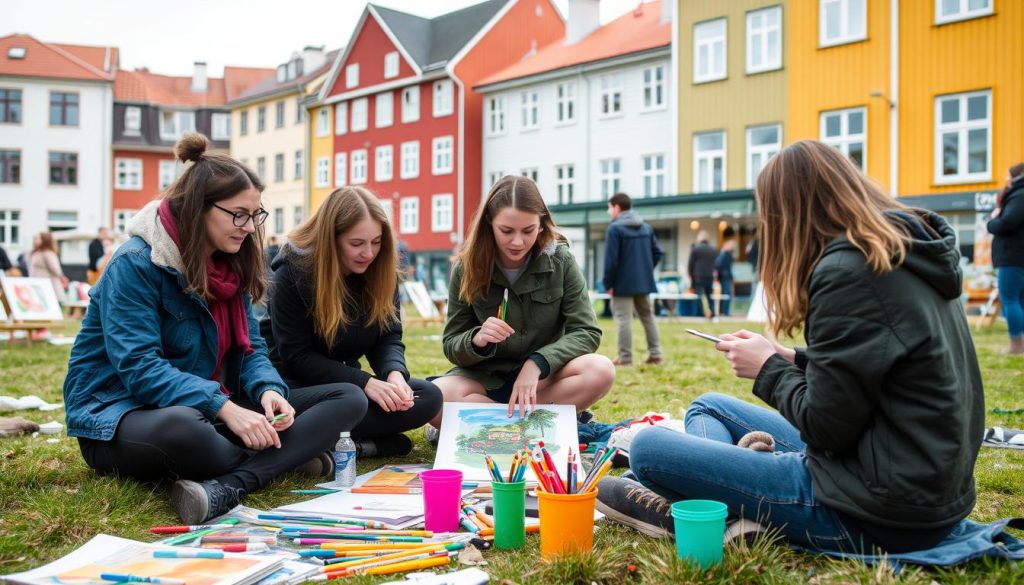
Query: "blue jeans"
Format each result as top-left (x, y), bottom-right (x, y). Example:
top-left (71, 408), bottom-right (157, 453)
top-left (998, 266), bottom-right (1024, 338)
top-left (629, 393), bottom-right (863, 552)
top-left (719, 279), bottom-right (732, 316)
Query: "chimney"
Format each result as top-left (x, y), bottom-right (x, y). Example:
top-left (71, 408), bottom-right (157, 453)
top-left (659, 0), bottom-right (673, 25)
top-left (302, 45), bottom-right (326, 73)
top-left (566, 0), bottom-right (601, 45)
top-left (191, 61), bottom-right (208, 93)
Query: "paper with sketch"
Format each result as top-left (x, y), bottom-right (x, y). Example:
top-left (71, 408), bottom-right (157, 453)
top-left (433, 402), bottom-right (579, 482)
top-left (274, 490), bottom-right (425, 528)
top-left (2, 534), bottom-right (282, 585)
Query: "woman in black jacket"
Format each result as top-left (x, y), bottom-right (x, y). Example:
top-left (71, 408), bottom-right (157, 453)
top-left (987, 162), bottom-right (1024, 354)
top-left (261, 187), bottom-right (442, 457)
top-left (595, 141), bottom-right (984, 554)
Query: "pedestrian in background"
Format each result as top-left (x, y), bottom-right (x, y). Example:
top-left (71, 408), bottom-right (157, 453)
top-left (716, 238), bottom-right (736, 317)
top-left (604, 193), bottom-right (664, 366)
top-left (29, 232), bottom-right (67, 305)
top-left (87, 227), bottom-right (111, 285)
top-left (688, 230), bottom-right (718, 321)
top-left (987, 162), bottom-right (1024, 354)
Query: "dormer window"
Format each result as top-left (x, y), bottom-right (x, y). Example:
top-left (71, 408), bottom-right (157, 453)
top-left (7, 47), bottom-right (26, 60)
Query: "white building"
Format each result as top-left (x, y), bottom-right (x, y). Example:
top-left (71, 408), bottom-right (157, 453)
top-left (0, 34), bottom-right (116, 264)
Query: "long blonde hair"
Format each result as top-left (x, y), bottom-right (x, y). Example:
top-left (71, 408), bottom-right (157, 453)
top-left (287, 187), bottom-right (398, 345)
top-left (756, 140), bottom-right (910, 338)
top-left (458, 175), bottom-right (563, 303)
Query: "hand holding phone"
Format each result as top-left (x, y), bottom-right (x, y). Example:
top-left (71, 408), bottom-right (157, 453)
top-left (686, 328), bottom-right (723, 344)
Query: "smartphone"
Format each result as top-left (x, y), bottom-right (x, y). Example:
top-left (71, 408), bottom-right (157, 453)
top-left (686, 328), bottom-right (723, 344)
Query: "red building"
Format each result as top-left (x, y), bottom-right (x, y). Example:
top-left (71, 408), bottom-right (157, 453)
top-left (111, 64), bottom-right (271, 231)
top-left (318, 0), bottom-right (564, 287)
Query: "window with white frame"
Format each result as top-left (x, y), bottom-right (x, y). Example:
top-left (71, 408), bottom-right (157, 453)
top-left (294, 205), bottom-right (303, 227)
top-left (432, 194), bottom-right (453, 232)
top-left (316, 108), bottom-right (329, 136)
top-left (211, 113), bottom-right (230, 140)
top-left (599, 73), bottom-right (623, 116)
top-left (555, 164), bottom-right (574, 204)
top-left (820, 0), bottom-right (867, 47)
top-left (335, 102), bottom-right (347, 134)
top-left (124, 106), bottom-right (141, 136)
top-left (158, 160), bottom-right (178, 189)
top-left (402, 86), bottom-right (420, 123)
top-left (334, 153), bottom-right (347, 188)
top-left (0, 210), bottom-right (20, 245)
top-left (274, 153), bottom-right (285, 182)
top-left (820, 107), bottom-right (866, 170)
top-left (642, 66), bottom-right (666, 110)
top-left (384, 52), bottom-right (400, 79)
top-left (294, 149), bottom-right (303, 180)
top-left (346, 64), bottom-right (359, 88)
top-left (274, 208), bottom-right (284, 234)
top-left (115, 158), bottom-right (142, 190)
top-left (257, 106), bottom-right (266, 132)
top-left (936, 0), bottom-right (993, 24)
top-left (433, 80), bottom-right (454, 117)
top-left (352, 98), bottom-right (368, 131)
top-left (936, 90), bottom-right (991, 184)
top-left (351, 149), bottom-right (368, 184)
top-left (487, 171), bottom-right (504, 189)
top-left (379, 198), bottom-right (394, 224)
top-left (520, 91), bottom-right (539, 130)
top-left (432, 136), bottom-right (453, 175)
top-left (746, 124), bottom-right (781, 188)
top-left (256, 157), bottom-right (266, 180)
top-left (642, 154), bottom-right (666, 197)
top-left (400, 197), bottom-right (419, 234)
top-left (747, 6), bottom-right (782, 73)
top-left (487, 96), bottom-right (506, 135)
top-left (375, 145), bottom-right (393, 182)
top-left (520, 168), bottom-right (539, 183)
top-left (275, 101), bottom-right (285, 128)
top-left (47, 210), bottom-right (77, 232)
top-left (600, 159), bottom-right (622, 199)
top-left (401, 141), bottom-right (419, 179)
top-left (159, 110), bottom-right (196, 141)
top-left (556, 82), bottom-right (576, 124)
top-left (315, 156), bottom-right (330, 187)
top-left (694, 18), bottom-right (727, 83)
top-left (295, 97), bottom-right (303, 124)
top-left (376, 92), bottom-right (393, 128)
top-left (694, 131), bottom-right (726, 192)
top-left (239, 111), bottom-right (249, 135)
top-left (113, 210), bottom-right (136, 234)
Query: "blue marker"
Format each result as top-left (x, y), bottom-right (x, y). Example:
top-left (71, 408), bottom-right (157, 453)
top-left (100, 574), bottom-right (186, 585)
top-left (153, 550), bottom-right (224, 559)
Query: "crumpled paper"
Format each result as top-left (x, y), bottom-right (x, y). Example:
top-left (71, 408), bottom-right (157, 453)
top-left (0, 395), bottom-right (64, 412)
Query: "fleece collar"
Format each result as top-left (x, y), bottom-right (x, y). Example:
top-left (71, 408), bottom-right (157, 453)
top-left (126, 200), bottom-right (185, 273)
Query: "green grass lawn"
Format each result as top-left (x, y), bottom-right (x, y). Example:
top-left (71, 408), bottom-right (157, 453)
top-left (1, 317), bottom-right (1022, 584)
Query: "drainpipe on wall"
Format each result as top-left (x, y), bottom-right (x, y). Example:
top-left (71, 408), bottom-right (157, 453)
top-left (890, 0), bottom-right (899, 197)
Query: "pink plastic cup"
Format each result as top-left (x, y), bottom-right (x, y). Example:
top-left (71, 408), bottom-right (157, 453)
top-left (419, 469), bottom-right (463, 532)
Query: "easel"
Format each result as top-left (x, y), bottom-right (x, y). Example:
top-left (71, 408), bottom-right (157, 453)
top-left (0, 279), bottom-right (62, 344)
top-left (402, 281), bottom-right (445, 326)
top-left (972, 288), bottom-right (1001, 330)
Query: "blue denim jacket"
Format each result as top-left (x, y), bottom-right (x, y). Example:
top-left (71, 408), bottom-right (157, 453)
top-left (63, 202), bottom-right (286, 440)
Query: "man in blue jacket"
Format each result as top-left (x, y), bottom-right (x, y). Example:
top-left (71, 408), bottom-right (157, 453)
top-left (604, 193), bottom-right (664, 366)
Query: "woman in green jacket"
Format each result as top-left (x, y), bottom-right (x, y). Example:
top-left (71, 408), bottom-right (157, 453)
top-left (431, 176), bottom-right (614, 426)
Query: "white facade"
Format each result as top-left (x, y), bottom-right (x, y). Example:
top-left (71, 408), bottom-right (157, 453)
top-left (0, 77), bottom-right (113, 259)
top-left (480, 52), bottom-right (673, 207)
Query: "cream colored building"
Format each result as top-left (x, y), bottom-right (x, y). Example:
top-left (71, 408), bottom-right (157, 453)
top-left (228, 47), bottom-right (336, 241)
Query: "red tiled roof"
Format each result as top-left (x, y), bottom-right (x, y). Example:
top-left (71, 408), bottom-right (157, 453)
top-left (0, 34), bottom-right (116, 82)
top-left (476, 0), bottom-right (670, 88)
top-left (223, 66), bottom-right (277, 102)
top-left (115, 65), bottom-right (274, 107)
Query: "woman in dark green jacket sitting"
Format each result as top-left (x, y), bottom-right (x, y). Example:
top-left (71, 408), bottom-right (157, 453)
top-left (430, 175), bottom-right (614, 426)
top-left (596, 141), bottom-right (984, 554)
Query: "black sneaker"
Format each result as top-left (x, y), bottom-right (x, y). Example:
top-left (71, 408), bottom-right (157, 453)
top-left (577, 409), bottom-right (595, 424)
top-left (295, 450), bottom-right (334, 477)
top-left (356, 434), bottom-right (414, 458)
top-left (595, 476), bottom-right (674, 539)
top-left (170, 479), bottom-right (243, 524)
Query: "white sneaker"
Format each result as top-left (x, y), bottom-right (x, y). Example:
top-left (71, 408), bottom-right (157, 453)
top-left (724, 518), bottom-right (767, 545)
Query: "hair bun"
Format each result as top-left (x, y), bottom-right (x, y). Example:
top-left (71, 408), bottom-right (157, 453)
top-left (175, 132), bottom-right (210, 164)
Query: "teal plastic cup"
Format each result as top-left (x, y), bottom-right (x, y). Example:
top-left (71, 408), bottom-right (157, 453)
top-left (671, 499), bottom-right (728, 568)
top-left (490, 480), bottom-right (526, 549)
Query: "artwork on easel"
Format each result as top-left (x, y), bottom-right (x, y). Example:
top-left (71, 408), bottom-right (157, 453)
top-left (433, 402), bottom-right (578, 482)
top-left (403, 280), bottom-right (440, 318)
top-left (0, 277), bottom-right (63, 321)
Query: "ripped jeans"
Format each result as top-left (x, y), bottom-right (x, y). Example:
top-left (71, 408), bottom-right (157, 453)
top-left (628, 392), bottom-right (865, 553)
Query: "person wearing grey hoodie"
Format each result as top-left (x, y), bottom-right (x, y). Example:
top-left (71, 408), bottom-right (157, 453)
top-left (604, 193), bottom-right (664, 366)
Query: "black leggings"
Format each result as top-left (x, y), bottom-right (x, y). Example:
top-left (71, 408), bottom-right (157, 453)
top-left (78, 383), bottom-right (364, 494)
top-left (290, 378), bottom-right (443, 440)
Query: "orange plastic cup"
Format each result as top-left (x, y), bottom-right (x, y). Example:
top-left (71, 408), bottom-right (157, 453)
top-left (537, 489), bottom-right (597, 559)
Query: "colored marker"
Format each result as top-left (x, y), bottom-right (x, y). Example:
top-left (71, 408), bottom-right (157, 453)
top-left (100, 574), bottom-right (185, 585)
top-left (200, 536), bottom-right (275, 544)
top-left (153, 550), bottom-right (224, 559)
top-left (289, 489), bottom-right (339, 495)
top-left (204, 543), bottom-right (268, 552)
top-left (271, 413), bottom-right (287, 423)
top-left (497, 288), bottom-right (509, 320)
top-left (150, 523), bottom-right (237, 535)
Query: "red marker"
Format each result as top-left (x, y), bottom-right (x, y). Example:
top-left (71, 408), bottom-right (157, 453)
top-left (204, 543), bottom-right (269, 553)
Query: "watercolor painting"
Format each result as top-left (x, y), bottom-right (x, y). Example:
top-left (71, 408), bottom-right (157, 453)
top-left (1, 277), bottom-right (63, 321)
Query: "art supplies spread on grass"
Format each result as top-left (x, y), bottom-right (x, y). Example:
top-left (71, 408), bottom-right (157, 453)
top-left (433, 403), bottom-right (579, 482)
top-left (1, 535), bottom-right (283, 585)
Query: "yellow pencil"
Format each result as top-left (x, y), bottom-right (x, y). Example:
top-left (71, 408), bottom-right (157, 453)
top-left (582, 457), bottom-right (614, 493)
top-left (319, 544), bottom-right (443, 571)
top-left (360, 554), bottom-right (450, 576)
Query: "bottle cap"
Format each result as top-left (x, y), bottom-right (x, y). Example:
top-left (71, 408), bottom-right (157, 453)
top-left (340, 431), bottom-right (351, 438)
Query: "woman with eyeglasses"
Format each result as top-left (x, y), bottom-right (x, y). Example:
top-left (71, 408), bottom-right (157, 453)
top-left (64, 133), bottom-right (360, 524)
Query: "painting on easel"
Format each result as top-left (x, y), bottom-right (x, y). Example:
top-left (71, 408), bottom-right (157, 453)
top-left (1, 277), bottom-right (63, 321)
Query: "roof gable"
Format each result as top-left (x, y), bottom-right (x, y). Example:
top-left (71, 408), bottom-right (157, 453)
top-left (231, 49), bottom-right (339, 104)
top-left (0, 34), bottom-right (116, 82)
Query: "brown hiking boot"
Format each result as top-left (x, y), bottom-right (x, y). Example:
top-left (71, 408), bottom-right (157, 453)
top-left (612, 357), bottom-right (633, 367)
top-left (644, 355), bottom-right (663, 365)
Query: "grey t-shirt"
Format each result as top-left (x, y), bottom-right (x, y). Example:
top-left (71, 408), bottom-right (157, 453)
top-left (498, 255), bottom-right (531, 285)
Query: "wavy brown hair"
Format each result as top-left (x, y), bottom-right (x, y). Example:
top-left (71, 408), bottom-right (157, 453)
top-left (162, 133), bottom-right (267, 302)
top-left (756, 140), bottom-right (911, 338)
top-left (287, 187), bottom-right (398, 345)
top-left (458, 175), bottom-right (564, 303)
top-left (32, 232), bottom-right (57, 254)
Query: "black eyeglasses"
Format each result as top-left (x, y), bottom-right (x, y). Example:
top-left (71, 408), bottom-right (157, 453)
top-left (212, 203), bottom-right (269, 227)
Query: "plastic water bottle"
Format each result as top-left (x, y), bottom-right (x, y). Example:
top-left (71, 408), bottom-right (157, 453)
top-left (334, 431), bottom-right (356, 488)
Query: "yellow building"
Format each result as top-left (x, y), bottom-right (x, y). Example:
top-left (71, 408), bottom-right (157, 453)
top-left (308, 96), bottom-right (335, 213)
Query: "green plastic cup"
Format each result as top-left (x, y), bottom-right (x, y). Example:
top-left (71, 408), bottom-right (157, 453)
top-left (671, 499), bottom-right (728, 568)
top-left (491, 480), bottom-right (526, 549)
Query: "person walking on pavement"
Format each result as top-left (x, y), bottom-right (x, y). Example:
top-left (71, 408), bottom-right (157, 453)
top-left (604, 193), bottom-right (664, 366)
top-left (715, 239), bottom-right (736, 317)
top-left (688, 230), bottom-right (718, 321)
